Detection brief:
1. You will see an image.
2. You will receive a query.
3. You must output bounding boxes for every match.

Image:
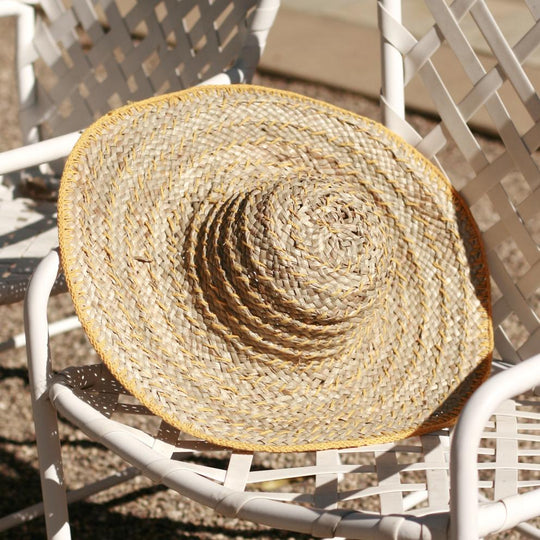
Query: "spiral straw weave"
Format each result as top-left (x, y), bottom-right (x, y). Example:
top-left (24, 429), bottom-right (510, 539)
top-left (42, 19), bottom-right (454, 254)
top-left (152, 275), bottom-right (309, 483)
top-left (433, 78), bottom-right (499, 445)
top-left (58, 85), bottom-right (493, 452)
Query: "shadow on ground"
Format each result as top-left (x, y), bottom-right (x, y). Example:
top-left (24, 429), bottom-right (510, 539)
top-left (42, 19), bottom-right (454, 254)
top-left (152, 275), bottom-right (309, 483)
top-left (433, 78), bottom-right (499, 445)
top-left (0, 440), bottom-right (311, 539)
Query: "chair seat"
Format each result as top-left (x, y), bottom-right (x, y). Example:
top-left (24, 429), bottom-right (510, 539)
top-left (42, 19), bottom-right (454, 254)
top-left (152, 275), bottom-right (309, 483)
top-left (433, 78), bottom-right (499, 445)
top-left (0, 178), bottom-right (65, 304)
top-left (49, 363), bottom-right (540, 539)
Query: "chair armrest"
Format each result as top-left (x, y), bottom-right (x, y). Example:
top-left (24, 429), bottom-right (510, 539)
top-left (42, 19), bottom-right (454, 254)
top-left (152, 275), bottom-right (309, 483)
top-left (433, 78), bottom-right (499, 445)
top-left (24, 250), bottom-right (61, 400)
top-left (0, 131), bottom-right (81, 175)
top-left (450, 354), bottom-right (540, 540)
top-left (0, 1), bottom-right (35, 18)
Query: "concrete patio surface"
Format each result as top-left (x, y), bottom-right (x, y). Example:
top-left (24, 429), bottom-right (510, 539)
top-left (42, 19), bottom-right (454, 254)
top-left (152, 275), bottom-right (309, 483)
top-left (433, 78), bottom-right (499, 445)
top-left (263, 0), bottom-right (540, 133)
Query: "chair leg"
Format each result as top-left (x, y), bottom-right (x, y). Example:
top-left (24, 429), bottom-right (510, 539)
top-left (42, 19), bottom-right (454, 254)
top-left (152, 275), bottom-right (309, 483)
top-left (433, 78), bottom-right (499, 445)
top-left (25, 251), bottom-right (71, 540)
top-left (30, 389), bottom-right (71, 539)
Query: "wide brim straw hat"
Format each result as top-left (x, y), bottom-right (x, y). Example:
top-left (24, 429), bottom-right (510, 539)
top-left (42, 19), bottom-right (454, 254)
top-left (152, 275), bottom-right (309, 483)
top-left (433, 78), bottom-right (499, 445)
top-left (58, 85), bottom-right (493, 452)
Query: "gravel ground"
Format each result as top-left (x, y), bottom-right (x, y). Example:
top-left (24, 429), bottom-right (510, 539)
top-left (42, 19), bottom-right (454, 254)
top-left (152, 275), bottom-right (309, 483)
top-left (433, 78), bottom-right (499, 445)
top-left (0, 14), bottom-right (530, 540)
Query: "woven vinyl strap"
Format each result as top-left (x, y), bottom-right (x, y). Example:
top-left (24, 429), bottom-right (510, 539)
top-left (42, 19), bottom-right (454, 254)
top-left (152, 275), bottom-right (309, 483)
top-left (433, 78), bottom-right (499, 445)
top-left (24, 0), bottom-right (257, 139)
top-left (58, 85), bottom-right (493, 452)
top-left (378, 0), bottom-right (540, 364)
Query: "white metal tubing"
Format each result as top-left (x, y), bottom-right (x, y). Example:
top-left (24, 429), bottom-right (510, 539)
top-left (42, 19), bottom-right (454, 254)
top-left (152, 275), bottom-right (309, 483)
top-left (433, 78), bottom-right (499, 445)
top-left (478, 493), bottom-right (540, 538)
top-left (478, 489), bottom-right (540, 537)
top-left (478, 496), bottom-right (540, 540)
top-left (378, 0), bottom-right (406, 128)
top-left (450, 354), bottom-right (540, 540)
top-left (514, 521), bottom-right (540, 539)
top-left (216, 0), bottom-right (280, 84)
top-left (52, 379), bottom-right (448, 539)
top-left (25, 251), bottom-right (60, 398)
top-left (0, 1), bottom-right (38, 143)
top-left (0, 1), bottom-right (279, 170)
top-left (50, 381), bottom-right (159, 450)
top-left (51, 383), bottom-right (388, 538)
top-left (239, 0), bottom-right (280, 75)
top-left (0, 315), bottom-right (80, 351)
top-left (15, 1), bottom-right (37, 142)
top-left (200, 72), bottom-right (235, 86)
top-left (0, 2), bottom-right (34, 21)
top-left (24, 251), bottom-right (71, 540)
top-left (0, 131), bottom-right (81, 174)
top-left (195, 0), bottom-right (281, 87)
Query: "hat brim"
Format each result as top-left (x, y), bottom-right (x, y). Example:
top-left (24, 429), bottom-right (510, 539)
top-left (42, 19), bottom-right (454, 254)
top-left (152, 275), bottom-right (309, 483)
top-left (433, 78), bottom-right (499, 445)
top-left (58, 85), bottom-right (493, 452)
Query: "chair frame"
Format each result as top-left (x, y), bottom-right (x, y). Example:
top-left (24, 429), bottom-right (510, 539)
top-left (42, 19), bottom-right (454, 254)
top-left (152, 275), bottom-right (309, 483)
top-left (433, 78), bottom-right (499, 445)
top-left (0, 0), bottom-right (279, 534)
top-left (22, 256), bottom-right (540, 540)
top-left (0, 0), bottom-right (279, 354)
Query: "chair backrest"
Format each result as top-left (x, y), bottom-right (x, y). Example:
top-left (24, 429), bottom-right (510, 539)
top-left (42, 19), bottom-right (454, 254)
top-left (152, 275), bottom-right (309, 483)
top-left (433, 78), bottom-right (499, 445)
top-left (0, 0), bottom-right (277, 307)
top-left (14, 0), bottom-right (277, 145)
top-left (379, 0), bottom-right (540, 366)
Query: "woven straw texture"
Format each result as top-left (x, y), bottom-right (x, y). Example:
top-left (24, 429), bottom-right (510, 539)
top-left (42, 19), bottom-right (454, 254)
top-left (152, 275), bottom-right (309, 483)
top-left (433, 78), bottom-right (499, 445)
top-left (58, 85), bottom-right (493, 452)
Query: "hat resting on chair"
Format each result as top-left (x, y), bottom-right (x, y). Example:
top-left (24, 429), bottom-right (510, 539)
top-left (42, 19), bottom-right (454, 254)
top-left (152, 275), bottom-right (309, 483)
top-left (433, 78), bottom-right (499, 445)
top-left (58, 85), bottom-right (493, 452)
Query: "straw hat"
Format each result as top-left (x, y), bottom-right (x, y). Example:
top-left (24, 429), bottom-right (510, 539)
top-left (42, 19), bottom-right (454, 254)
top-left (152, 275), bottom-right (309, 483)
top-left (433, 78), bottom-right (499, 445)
top-left (58, 85), bottom-right (493, 452)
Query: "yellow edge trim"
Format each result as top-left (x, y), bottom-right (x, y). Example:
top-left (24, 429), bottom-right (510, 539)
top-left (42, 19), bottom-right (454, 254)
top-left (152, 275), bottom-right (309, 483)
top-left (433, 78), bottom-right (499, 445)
top-left (58, 83), bottom-right (494, 453)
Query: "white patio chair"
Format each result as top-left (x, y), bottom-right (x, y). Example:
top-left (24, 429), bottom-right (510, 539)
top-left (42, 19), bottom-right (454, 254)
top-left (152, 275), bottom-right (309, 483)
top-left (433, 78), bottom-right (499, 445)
top-left (18, 1), bottom-right (540, 540)
top-left (0, 0), bottom-right (279, 532)
top-left (0, 0), bottom-right (278, 351)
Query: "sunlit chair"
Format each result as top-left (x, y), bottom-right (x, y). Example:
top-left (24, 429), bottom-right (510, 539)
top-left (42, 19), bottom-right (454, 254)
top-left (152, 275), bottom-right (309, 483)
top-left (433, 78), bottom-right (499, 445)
top-left (0, 0), bottom-right (278, 350)
top-left (20, 1), bottom-right (540, 539)
top-left (0, 0), bottom-right (279, 533)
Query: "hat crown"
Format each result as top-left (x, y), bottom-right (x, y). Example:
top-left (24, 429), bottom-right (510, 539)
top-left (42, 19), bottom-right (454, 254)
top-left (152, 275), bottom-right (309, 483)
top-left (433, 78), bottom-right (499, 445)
top-left (187, 176), bottom-right (393, 363)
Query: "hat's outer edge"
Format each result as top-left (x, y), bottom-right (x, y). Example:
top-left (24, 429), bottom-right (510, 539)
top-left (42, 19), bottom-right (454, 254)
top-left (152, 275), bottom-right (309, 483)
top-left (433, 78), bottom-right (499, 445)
top-left (58, 84), bottom-right (493, 453)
